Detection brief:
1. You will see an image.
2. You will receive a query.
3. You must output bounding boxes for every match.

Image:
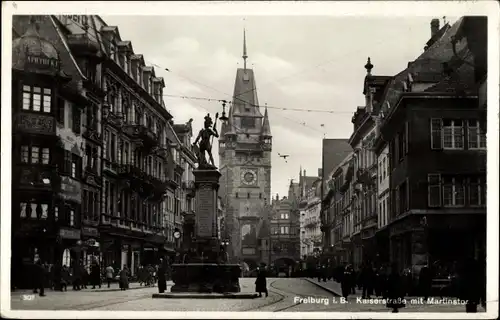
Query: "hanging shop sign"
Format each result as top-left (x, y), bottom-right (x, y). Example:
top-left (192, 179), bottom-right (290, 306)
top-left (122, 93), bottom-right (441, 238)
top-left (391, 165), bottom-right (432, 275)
top-left (82, 226), bottom-right (99, 237)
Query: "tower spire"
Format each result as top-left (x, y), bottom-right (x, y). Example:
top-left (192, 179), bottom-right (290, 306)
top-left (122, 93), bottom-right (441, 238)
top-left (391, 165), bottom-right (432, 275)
top-left (243, 28), bottom-right (248, 70)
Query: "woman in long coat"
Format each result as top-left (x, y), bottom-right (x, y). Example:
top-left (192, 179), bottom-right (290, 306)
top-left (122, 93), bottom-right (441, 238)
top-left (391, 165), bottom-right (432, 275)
top-left (157, 259), bottom-right (167, 293)
top-left (119, 265), bottom-right (129, 290)
top-left (255, 267), bottom-right (268, 297)
top-left (385, 263), bottom-right (406, 313)
top-left (90, 260), bottom-right (101, 289)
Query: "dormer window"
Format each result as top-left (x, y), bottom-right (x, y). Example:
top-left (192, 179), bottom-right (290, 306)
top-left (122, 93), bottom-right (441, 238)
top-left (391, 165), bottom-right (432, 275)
top-left (137, 68), bottom-right (142, 85)
top-left (123, 55), bottom-right (128, 73)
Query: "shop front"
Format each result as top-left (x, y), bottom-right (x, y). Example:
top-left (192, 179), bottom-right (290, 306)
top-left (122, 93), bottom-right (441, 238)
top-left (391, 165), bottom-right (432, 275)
top-left (81, 225), bottom-right (101, 267)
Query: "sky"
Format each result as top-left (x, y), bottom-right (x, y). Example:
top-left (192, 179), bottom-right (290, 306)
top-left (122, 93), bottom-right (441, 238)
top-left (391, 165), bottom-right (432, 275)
top-left (102, 15), bottom-right (459, 198)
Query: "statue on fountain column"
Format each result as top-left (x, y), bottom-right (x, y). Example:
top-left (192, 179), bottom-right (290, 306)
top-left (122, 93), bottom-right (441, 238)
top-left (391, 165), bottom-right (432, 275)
top-left (193, 113), bottom-right (219, 169)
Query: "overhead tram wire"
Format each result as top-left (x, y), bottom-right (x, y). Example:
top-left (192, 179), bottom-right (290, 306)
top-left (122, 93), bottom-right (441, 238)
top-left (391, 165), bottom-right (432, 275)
top-left (162, 93), bottom-right (353, 114)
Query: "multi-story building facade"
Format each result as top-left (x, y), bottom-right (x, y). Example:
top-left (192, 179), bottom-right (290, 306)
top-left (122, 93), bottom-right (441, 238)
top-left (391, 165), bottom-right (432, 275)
top-left (375, 139), bottom-right (390, 264)
top-left (375, 17), bottom-right (487, 276)
top-left (218, 32), bottom-right (272, 265)
top-left (299, 175), bottom-right (322, 258)
top-left (11, 15), bottom-right (92, 288)
top-left (347, 59), bottom-right (390, 268)
top-left (172, 120), bottom-right (197, 254)
top-left (323, 152), bottom-right (354, 265)
top-left (269, 182), bottom-right (301, 273)
top-left (76, 16), bottom-right (180, 273)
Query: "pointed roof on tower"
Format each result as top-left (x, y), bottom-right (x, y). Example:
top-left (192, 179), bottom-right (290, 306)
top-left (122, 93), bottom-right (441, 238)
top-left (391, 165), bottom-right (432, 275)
top-left (232, 28), bottom-right (262, 117)
top-left (260, 104), bottom-right (271, 137)
top-left (224, 105), bottom-right (237, 136)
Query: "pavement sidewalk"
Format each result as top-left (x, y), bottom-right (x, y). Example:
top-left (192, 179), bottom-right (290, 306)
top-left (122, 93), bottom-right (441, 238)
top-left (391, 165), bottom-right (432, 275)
top-left (11, 281), bottom-right (174, 294)
top-left (304, 278), bottom-right (363, 297)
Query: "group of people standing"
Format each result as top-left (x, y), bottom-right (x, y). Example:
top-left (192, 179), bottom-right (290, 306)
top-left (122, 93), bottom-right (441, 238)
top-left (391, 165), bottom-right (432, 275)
top-left (333, 257), bottom-right (486, 313)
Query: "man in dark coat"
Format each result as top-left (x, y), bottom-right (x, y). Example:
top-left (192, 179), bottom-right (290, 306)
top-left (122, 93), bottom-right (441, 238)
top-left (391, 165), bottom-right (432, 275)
top-left (72, 261), bottom-right (82, 290)
top-left (33, 260), bottom-right (46, 296)
top-left (361, 262), bottom-right (375, 299)
top-left (157, 259), bottom-right (167, 293)
top-left (255, 267), bottom-right (268, 297)
top-left (91, 260), bottom-right (101, 289)
top-left (386, 263), bottom-right (406, 313)
top-left (341, 265), bottom-right (353, 298)
top-left (458, 258), bottom-right (482, 313)
top-left (419, 265), bottom-right (432, 302)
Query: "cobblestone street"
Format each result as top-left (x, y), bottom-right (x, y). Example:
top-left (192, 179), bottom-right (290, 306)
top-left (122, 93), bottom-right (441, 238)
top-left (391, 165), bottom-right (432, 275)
top-left (8, 278), bottom-right (481, 313)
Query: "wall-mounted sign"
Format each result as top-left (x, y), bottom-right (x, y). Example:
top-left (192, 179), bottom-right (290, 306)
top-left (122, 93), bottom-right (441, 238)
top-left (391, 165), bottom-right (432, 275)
top-left (59, 227), bottom-right (81, 240)
top-left (242, 248), bottom-right (256, 255)
top-left (25, 55), bottom-right (60, 71)
top-left (60, 176), bottom-right (81, 204)
top-left (173, 231), bottom-right (181, 239)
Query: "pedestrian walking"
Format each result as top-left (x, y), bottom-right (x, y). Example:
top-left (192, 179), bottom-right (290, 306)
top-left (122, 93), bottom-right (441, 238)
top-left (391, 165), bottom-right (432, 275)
top-left (341, 265), bottom-right (353, 298)
top-left (105, 264), bottom-right (114, 288)
top-left (361, 262), bottom-right (375, 299)
top-left (255, 267), bottom-right (268, 297)
top-left (33, 259), bottom-right (46, 297)
top-left (418, 265), bottom-right (432, 302)
top-left (81, 262), bottom-right (89, 289)
top-left (119, 265), bottom-right (129, 291)
top-left (458, 257), bottom-right (482, 313)
top-left (61, 265), bottom-right (70, 292)
top-left (385, 263), bottom-right (406, 313)
top-left (157, 259), bottom-right (167, 294)
top-left (91, 259), bottom-right (102, 289)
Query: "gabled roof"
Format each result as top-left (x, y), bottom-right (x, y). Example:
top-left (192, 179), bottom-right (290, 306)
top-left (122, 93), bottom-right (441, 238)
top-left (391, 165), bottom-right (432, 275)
top-left (384, 17), bottom-right (469, 110)
top-left (101, 25), bottom-right (121, 41)
top-left (131, 54), bottom-right (146, 66)
top-left (321, 139), bottom-right (352, 183)
top-left (117, 40), bottom-right (133, 53)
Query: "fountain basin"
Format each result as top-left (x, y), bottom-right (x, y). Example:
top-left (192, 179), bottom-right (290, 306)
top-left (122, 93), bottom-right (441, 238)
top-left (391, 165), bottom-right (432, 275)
top-left (170, 263), bottom-right (242, 293)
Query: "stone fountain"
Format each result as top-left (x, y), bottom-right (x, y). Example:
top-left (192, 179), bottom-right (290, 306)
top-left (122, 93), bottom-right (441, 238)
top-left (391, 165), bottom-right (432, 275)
top-left (168, 114), bottom-right (242, 295)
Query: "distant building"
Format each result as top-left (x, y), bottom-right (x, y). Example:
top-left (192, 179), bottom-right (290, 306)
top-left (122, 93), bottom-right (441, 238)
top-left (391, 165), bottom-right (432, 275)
top-left (269, 181), bottom-right (301, 273)
top-left (298, 170), bottom-right (322, 258)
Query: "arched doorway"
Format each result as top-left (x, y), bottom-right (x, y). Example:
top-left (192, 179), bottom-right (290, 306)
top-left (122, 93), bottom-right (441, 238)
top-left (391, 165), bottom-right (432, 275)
top-left (273, 257), bottom-right (296, 277)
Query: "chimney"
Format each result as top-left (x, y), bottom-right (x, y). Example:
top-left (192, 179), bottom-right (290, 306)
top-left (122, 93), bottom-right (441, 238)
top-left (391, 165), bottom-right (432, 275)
top-left (303, 169), bottom-right (306, 177)
top-left (431, 19), bottom-right (440, 38)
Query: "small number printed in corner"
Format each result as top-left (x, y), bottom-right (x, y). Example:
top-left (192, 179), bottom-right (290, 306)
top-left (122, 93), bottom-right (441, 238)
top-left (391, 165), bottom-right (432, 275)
top-left (21, 294), bottom-right (35, 301)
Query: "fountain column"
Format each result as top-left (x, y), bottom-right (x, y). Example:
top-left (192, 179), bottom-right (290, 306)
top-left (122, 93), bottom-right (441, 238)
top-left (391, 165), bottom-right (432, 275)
top-left (170, 168), bottom-right (241, 293)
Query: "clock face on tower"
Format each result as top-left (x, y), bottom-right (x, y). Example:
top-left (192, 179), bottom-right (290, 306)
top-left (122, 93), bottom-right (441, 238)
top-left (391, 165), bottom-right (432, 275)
top-left (240, 169), bottom-right (257, 186)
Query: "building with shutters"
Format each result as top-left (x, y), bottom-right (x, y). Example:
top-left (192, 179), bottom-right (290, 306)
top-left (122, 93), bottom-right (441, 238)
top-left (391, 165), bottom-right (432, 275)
top-left (298, 171), bottom-right (322, 258)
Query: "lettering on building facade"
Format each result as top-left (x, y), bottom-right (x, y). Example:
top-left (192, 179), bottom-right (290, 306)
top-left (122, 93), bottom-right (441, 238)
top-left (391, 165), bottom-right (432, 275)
top-left (60, 176), bottom-right (82, 203)
top-left (196, 184), bottom-right (214, 238)
top-left (59, 227), bottom-right (81, 240)
top-left (17, 113), bottom-right (55, 134)
top-left (25, 55), bottom-right (60, 71)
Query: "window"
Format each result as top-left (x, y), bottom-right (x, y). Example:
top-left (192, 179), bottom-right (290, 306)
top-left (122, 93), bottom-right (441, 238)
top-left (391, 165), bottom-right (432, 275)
top-left (247, 192), bottom-right (250, 199)
top-left (22, 85), bottom-right (52, 113)
top-left (110, 134), bottom-right (116, 162)
top-left (383, 157), bottom-right (387, 179)
top-left (20, 145), bottom-right (50, 164)
top-left (378, 162), bottom-right (383, 183)
top-left (468, 120), bottom-right (486, 149)
top-left (56, 97), bottom-right (65, 124)
top-left (469, 177), bottom-right (486, 206)
top-left (72, 105), bottom-right (81, 134)
top-left (54, 206), bottom-right (59, 221)
top-left (443, 120), bottom-right (464, 149)
top-left (70, 210), bottom-right (75, 226)
top-left (443, 176), bottom-right (465, 207)
top-left (241, 117), bottom-right (255, 128)
top-left (235, 192), bottom-right (239, 198)
top-left (428, 174), bottom-right (441, 207)
top-left (280, 213), bottom-right (289, 220)
top-left (19, 202), bottom-right (48, 220)
top-left (398, 180), bottom-right (409, 214)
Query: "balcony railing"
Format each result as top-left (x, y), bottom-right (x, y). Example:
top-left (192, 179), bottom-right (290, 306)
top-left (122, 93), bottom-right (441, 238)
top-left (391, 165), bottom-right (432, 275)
top-left (118, 164), bottom-right (172, 198)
